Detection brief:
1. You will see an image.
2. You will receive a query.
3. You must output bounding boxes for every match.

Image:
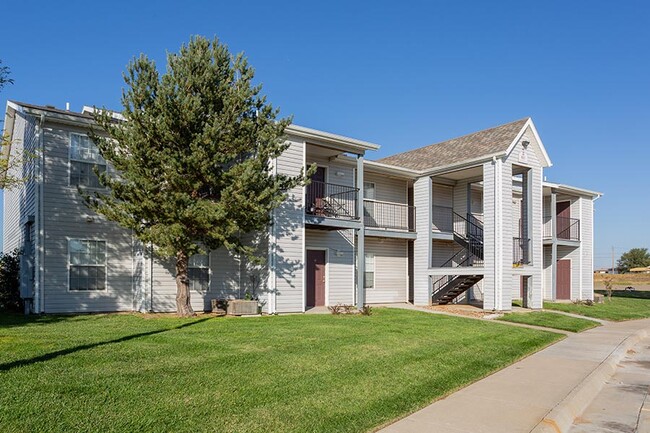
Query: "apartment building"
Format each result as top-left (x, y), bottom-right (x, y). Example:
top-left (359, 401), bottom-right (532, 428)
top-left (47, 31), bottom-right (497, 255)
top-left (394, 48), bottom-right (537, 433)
top-left (2, 101), bottom-right (600, 313)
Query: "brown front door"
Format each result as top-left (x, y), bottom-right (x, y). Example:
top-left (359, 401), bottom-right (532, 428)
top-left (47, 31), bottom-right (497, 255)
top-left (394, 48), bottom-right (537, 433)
top-left (306, 250), bottom-right (326, 308)
top-left (556, 201), bottom-right (571, 239)
top-left (556, 259), bottom-right (571, 299)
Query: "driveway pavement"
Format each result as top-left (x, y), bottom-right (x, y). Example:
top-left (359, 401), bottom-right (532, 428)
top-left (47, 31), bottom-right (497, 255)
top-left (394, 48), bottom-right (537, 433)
top-left (378, 318), bottom-right (650, 433)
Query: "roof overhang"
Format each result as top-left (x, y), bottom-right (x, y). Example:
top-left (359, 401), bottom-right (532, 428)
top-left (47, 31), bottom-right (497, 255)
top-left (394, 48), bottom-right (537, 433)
top-left (286, 124), bottom-right (380, 155)
top-left (543, 181), bottom-right (602, 198)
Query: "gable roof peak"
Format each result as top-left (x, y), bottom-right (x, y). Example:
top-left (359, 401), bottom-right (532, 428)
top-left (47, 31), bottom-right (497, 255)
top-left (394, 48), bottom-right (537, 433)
top-left (376, 117), bottom-right (532, 171)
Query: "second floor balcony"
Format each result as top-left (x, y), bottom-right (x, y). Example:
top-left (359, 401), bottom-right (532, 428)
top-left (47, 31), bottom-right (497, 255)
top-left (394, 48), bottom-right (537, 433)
top-left (306, 181), bottom-right (358, 220)
top-left (305, 181), bottom-right (415, 232)
top-left (543, 215), bottom-right (580, 242)
top-left (364, 199), bottom-right (416, 232)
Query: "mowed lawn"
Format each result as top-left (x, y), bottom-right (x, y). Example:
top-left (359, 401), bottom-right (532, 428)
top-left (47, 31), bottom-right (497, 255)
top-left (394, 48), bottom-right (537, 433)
top-left (545, 290), bottom-right (650, 321)
top-left (0, 309), bottom-right (561, 433)
top-left (498, 311), bottom-right (600, 332)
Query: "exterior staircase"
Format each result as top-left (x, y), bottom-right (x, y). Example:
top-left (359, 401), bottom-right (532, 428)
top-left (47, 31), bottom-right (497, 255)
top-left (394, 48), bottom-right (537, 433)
top-left (431, 212), bottom-right (485, 305)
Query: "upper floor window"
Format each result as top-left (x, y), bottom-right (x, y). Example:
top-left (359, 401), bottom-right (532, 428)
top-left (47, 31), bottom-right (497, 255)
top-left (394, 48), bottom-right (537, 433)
top-left (69, 239), bottom-right (106, 291)
top-left (363, 182), bottom-right (376, 200)
top-left (188, 253), bottom-right (210, 292)
top-left (70, 133), bottom-right (106, 188)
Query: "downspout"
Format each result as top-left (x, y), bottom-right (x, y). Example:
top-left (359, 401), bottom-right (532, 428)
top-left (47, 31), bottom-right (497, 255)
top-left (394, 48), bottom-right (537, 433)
top-left (149, 242), bottom-right (154, 312)
top-left (35, 113), bottom-right (45, 313)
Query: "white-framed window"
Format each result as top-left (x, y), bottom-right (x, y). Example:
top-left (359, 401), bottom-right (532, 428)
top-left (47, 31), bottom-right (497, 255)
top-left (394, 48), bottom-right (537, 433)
top-left (69, 133), bottom-right (106, 188)
top-left (364, 252), bottom-right (375, 289)
top-left (188, 253), bottom-right (210, 292)
top-left (363, 181), bottom-right (376, 200)
top-left (69, 239), bottom-right (107, 291)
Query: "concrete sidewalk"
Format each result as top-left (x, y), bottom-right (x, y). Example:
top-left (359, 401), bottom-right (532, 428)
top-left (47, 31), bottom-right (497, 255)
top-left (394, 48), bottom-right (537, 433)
top-left (378, 318), bottom-right (650, 433)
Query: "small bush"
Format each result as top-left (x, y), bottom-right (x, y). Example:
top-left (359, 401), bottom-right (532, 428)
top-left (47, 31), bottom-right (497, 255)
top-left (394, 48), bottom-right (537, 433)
top-left (360, 305), bottom-right (373, 316)
top-left (0, 249), bottom-right (21, 312)
top-left (571, 299), bottom-right (594, 307)
top-left (328, 304), bottom-right (343, 315)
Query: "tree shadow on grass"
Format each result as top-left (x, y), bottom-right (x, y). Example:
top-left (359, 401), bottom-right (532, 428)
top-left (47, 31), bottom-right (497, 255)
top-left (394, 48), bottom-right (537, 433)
top-left (0, 317), bottom-right (211, 372)
top-left (0, 313), bottom-right (81, 329)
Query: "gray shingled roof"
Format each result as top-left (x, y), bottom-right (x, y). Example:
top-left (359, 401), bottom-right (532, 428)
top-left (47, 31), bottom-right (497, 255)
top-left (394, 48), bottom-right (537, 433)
top-left (376, 118), bottom-right (530, 171)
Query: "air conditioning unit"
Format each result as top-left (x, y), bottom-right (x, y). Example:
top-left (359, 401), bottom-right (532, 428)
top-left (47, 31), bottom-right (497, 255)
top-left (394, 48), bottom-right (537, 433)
top-left (226, 300), bottom-right (259, 316)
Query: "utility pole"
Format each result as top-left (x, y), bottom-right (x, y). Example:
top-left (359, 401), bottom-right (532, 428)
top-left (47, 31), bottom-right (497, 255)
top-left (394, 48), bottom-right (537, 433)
top-left (611, 246), bottom-right (615, 274)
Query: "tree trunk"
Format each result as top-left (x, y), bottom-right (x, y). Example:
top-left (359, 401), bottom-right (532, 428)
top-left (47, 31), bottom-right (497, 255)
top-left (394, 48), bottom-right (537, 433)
top-left (175, 250), bottom-right (195, 317)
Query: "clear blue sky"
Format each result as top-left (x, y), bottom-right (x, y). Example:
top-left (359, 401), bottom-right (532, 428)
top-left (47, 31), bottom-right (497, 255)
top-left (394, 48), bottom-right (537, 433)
top-left (2, 0), bottom-right (648, 267)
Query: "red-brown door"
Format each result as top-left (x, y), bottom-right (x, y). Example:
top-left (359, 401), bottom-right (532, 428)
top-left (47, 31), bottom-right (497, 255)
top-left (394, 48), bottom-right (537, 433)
top-left (556, 259), bottom-right (571, 300)
top-left (556, 201), bottom-right (571, 240)
top-left (306, 250), bottom-right (326, 307)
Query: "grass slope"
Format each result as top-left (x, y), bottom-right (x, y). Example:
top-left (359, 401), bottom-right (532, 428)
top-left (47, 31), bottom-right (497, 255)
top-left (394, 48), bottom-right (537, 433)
top-left (544, 290), bottom-right (650, 321)
top-left (498, 312), bottom-right (599, 332)
top-left (0, 309), bottom-right (560, 433)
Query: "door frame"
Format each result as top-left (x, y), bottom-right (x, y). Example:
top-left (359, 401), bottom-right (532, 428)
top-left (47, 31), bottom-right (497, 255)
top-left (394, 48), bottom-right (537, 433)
top-left (305, 248), bottom-right (329, 308)
top-left (556, 258), bottom-right (572, 300)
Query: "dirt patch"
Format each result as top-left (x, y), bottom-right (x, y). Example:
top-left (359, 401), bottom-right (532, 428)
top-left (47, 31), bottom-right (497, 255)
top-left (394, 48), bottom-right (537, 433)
top-left (427, 305), bottom-right (495, 318)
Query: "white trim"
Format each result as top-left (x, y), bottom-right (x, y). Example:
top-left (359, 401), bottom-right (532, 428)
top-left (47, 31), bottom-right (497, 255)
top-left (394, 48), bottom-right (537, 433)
top-left (286, 124), bottom-right (380, 151)
top-left (578, 198), bottom-right (583, 300)
top-left (505, 119), bottom-right (552, 168)
top-left (37, 113), bottom-right (45, 313)
top-left (301, 139), bottom-right (307, 313)
top-left (543, 181), bottom-right (602, 198)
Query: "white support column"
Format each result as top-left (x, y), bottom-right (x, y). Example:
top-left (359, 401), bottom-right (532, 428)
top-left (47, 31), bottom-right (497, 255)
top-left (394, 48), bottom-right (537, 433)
top-left (356, 154), bottom-right (365, 309)
top-left (551, 190), bottom-right (557, 300)
top-left (413, 176), bottom-right (432, 305)
top-left (483, 158), bottom-right (513, 311)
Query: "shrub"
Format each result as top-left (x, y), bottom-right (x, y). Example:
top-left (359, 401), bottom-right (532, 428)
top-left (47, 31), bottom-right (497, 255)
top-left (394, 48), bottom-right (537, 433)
top-left (360, 305), bottom-right (373, 316)
top-left (0, 249), bottom-right (21, 312)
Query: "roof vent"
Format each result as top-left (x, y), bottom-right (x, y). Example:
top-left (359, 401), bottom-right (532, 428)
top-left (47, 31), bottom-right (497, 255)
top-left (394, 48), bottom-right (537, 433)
top-left (45, 105), bottom-right (56, 109)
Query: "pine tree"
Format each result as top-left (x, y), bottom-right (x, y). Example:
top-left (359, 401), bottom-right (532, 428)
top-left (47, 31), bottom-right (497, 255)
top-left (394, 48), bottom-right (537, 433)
top-left (88, 36), bottom-right (308, 316)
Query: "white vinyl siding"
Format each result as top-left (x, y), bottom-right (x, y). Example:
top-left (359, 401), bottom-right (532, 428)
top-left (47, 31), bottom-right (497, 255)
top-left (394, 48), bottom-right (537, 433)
top-left (271, 136), bottom-right (306, 312)
top-left (68, 239), bottom-right (106, 291)
top-left (305, 229), bottom-right (355, 306)
top-left (365, 238), bottom-right (408, 303)
top-left (42, 123), bottom-right (134, 313)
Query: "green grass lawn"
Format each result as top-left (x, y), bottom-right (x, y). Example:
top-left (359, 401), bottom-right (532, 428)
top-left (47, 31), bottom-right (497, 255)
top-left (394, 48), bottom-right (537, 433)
top-left (544, 290), bottom-right (650, 321)
top-left (497, 311), bottom-right (600, 332)
top-left (0, 309), bottom-right (561, 433)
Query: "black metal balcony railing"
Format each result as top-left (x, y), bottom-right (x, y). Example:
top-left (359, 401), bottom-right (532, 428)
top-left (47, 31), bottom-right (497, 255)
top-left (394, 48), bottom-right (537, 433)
top-left (306, 181), bottom-right (358, 220)
top-left (513, 237), bottom-right (531, 265)
top-left (543, 215), bottom-right (580, 241)
top-left (364, 200), bottom-right (416, 232)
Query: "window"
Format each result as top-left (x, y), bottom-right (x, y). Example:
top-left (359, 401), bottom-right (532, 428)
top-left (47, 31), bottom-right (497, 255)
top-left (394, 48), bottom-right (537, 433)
top-left (364, 253), bottom-right (375, 289)
top-left (70, 133), bottom-right (106, 187)
top-left (363, 182), bottom-right (377, 221)
top-left (188, 253), bottom-right (210, 292)
top-left (363, 182), bottom-right (376, 200)
top-left (69, 240), bottom-right (106, 291)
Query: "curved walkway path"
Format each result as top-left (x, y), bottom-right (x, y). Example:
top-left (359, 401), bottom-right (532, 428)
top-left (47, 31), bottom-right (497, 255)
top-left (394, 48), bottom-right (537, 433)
top-left (377, 307), bottom-right (650, 433)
